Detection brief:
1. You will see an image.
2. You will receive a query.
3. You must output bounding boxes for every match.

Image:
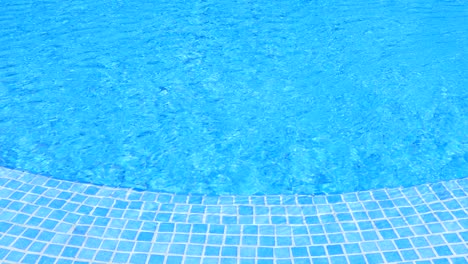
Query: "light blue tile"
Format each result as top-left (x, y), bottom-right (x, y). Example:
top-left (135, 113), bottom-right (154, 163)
top-left (205, 246), bottom-right (221, 256)
top-left (94, 250), bottom-right (113, 262)
top-left (365, 253), bottom-right (384, 263)
top-left (174, 234), bottom-right (189, 243)
top-left (87, 226), bottom-right (105, 236)
top-left (113, 252), bottom-right (130, 263)
top-left (379, 229), bottom-right (397, 239)
top-left (207, 234), bottom-right (223, 244)
top-left (383, 208), bottom-right (401, 217)
top-left (28, 241), bottom-right (46, 252)
top-left (412, 225), bottom-right (430, 235)
top-left (51, 234), bottom-right (70, 244)
top-left (361, 242), bottom-right (379, 252)
top-left (434, 246), bottom-right (453, 257)
top-left (450, 244), bottom-right (468, 255)
top-left (428, 235), bottom-right (446, 245)
top-left (133, 242), bottom-right (151, 253)
top-left (361, 231), bottom-right (379, 241)
top-left (411, 237), bottom-right (429, 247)
top-left (151, 243), bottom-right (169, 254)
top-left (417, 248), bottom-right (436, 259)
top-left (187, 244), bottom-right (204, 256)
top-left (358, 221), bottom-right (373, 230)
top-left (450, 257), bottom-right (468, 264)
top-left (305, 216), bottom-right (320, 224)
top-left (368, 210), bottom-right (384, 219)
top-left (274, 247), bottom-right (290, 258)
top-left (337, 213), bottom-right (353, 221)
top-left (327, 234), bottom-right (345, 244)
top-left (117, 241), bottom-right (135, 252)
top-left (259, 236), bottom-right (275, 246)
top-left (345, 232), bottom-right (362, 242)
top-left (291, 246), bottom-right (309, 258)
top-left (326, 244), bottom-right (344, 255)
top-left (61, 246), bottom-right (79, 258)
top-left (101, 239), bottom-right (118, 250)
top-left (21, 254), bottom-right (40, 264)
top-left (343, 243), bottom-right (361, 254)
top-left (294, 236), bottom-right (311, 246)
top-left (393, 216), bottom-right (412, 226)
top-left (44, 244), bottom-right (63, 255)
top-left (324, 223), bottom-right (341, 233)
top-left (191, 234), bottom-right (206, 244)
top-left (137, 232), bottom-right (154, 241)
top-left (224, 225), bottom-right (240, 235)
top-left (240, 247), bottom-right (256, 257)
top-left (242, 236), bottom-right (258, 246)
top-left (225, 235), bottom-right (240, 245)
top-left (221, 246), bottom-right (238, 257)
top-left (401, 249), bottom-right (420, 261)
top-left (311, 235), bottom-right (328, 244)
top-left (222, 216), bottom-right (237, 224)
top-left (396, 227), bottom-right (414, 237)
top-left (288, 216), bottom-right (303, 224)
top-left (12, 238), bottom-right (32, 250)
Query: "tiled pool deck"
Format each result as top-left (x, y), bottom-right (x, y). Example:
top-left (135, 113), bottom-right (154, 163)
top-left (0, 167), bottom-right (467, 264)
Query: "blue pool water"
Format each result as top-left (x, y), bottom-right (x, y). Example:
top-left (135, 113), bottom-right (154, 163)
top-left (0, 0), bottom-right (466, 195)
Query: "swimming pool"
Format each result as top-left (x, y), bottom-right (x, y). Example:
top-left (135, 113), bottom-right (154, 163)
top-left (1, 0), bottom-right (466, 195)
top-left (0, 0), bottom-right (467, 263)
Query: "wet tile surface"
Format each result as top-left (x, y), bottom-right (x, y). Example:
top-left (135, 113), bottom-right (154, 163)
top-left (0, 167), bottom-right (467, 263)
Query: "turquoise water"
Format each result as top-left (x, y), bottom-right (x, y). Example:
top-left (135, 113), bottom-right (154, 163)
top-left (0, 0), bottom-right (466, 195)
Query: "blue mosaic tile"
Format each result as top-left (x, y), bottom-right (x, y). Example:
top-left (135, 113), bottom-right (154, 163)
top-left (0, 167), bottom-right (467, 263)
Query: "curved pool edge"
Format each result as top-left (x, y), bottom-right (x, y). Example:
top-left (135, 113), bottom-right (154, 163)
top-left (0, 166), bottom-right (466, 264)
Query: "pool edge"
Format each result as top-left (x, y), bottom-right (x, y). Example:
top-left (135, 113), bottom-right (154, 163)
top-left (0, 166), bottom-right (467, 263)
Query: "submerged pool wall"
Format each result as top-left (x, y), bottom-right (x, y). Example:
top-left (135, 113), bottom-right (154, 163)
top-left (0, 167), bottom-right (467, 263)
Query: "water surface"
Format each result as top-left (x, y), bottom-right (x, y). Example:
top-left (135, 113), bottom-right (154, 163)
top-left (0, 0), bottom-right (466, 194)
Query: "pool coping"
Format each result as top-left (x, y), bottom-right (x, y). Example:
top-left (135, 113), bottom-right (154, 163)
top-left (0, 166), bottom-right (467, 263)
